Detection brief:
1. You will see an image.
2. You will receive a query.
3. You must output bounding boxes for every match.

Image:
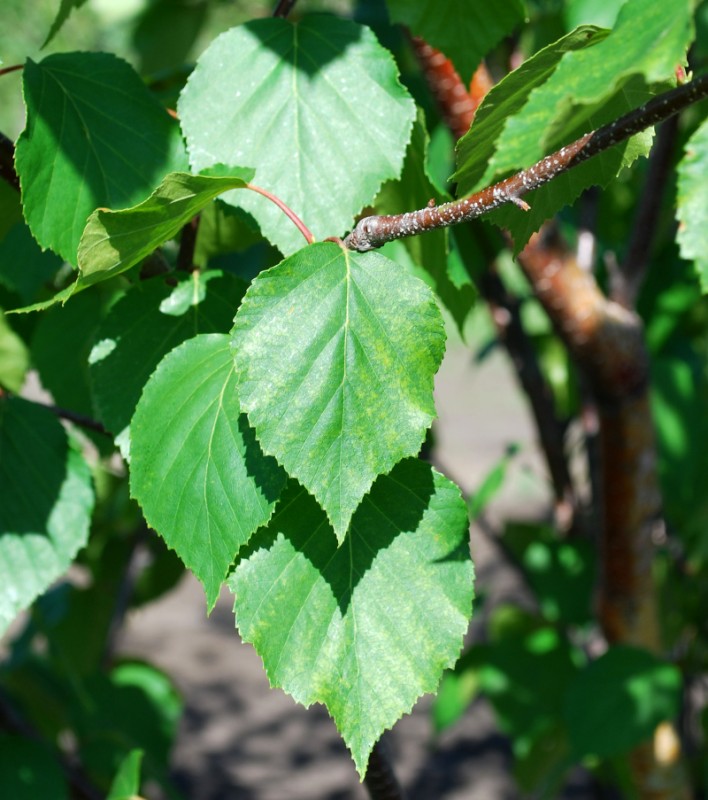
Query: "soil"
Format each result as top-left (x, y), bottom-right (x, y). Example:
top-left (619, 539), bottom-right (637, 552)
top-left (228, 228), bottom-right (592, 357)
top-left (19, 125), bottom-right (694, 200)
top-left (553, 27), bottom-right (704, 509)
top-left (118, 341), bottom-right (575, 800)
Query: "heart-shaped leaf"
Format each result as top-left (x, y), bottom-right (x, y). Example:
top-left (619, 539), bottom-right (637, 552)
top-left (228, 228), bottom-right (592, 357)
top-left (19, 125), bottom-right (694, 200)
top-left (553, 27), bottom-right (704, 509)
top-left (231, 241), bottom-right (446, 539)
top-left (178, 15), bottom-right (416, 254)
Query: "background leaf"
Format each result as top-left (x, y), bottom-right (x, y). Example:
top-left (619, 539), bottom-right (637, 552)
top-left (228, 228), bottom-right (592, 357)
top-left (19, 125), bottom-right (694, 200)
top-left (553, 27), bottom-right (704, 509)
top-left (16, 52), bottom-right (187, 264)
top-left (230, 458), bottom-right (473, 776)
top-left (385, 0), bottom-right (526, 83)
top-left (107, 749), bottom-right (143, 800)
top-left (676, 116), bottom-right (708, 290)
top-left (564, 645), bottom-right (682, 758)
top-left (78, 169), bottom-right (254, 286)
top-left (0, 397), bottom-right (94, 636)
top-left (0, 734), bottom-right (68, 800)
top-left (89, 270), bottom-right (247, 457)
top-left (178, 15), bottom-right (416, 254)
top-left (231, 242), bottom-right (446, 539)
top-left (130, 334), bottom-right (286, 608)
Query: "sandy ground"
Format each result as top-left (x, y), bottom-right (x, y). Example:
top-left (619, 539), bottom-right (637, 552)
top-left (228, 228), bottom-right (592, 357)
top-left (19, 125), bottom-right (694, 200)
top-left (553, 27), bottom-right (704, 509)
top-left (118, 341), bottom-right (564, 799)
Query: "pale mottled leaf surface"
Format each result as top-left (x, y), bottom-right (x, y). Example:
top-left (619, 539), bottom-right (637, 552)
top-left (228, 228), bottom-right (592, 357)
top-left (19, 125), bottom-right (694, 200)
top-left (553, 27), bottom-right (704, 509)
top-left (178, 15), bottom-right (415, 254)
top-left (231, 242), bottom-right (445, 539)
top-left (0, 398), bottom-right (94, 636)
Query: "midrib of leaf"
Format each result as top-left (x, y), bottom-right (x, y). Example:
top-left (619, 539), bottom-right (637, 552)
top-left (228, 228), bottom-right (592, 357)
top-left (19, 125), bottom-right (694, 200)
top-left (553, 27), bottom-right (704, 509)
top-left (201, 370), bottom-right (232, 577)
top-left (340, 249), bottom-right (352, 528)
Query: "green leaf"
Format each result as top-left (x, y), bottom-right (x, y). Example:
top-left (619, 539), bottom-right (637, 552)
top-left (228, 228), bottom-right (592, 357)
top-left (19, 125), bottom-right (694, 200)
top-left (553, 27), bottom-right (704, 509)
top-left (676, 117), bottom-right (708, 290)
top-left (179, 15), bottom-right (416, 255)
top-left (564, 645), bottom-right (682, 758)
top-left (454, 26), bottom-right (609, 193)
top-left (374, 111), bottom-right (476, 334)
top-left (229, 458), bottom-right (473, 776)
top-left (0, 311), bottom-right (29, 392)
top-left (0, 222), bottom-right (62, 305)
top-left (385, 0), bottom-right (526, 83)
top-left (455, 0), bottom-right (694, 248)
top-left (231, 242), bottom-right (446, 539)
top-left (0, 397), bottom-right (94, 637)
top-left (130, 334), bottom-right (286, 608)
top-left (107, 750), bottom-right (143, 800)
top-left (89, 271), bottom-right (247, 457)
top-left (42, 0), bottom-right (89, 47)
top-left (0, 735), bottom-right (68, 800)
top-left (31, 289), bottom-right (105, 423)
top-left (16, 52), bottom-right (188, 264)
top-left (468, 444), bottom-right (518, 521)
top-left (78, 169), bottom-right (254, 287)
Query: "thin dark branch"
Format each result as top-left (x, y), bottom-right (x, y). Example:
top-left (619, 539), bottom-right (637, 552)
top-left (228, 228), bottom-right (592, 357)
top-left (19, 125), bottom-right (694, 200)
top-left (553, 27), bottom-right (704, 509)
top-left (364, 739), bottom-right (407, 800)
top-left (614, 115), bottom-right (679, 308)
top-left (45, 403), bottom-right (110, 436)
top-left (479, 268), bottom-right (575, 520)
top-left (0, 131), bottom-right (20, 192)
top-left (345, 75), bottom-right (708, 251)
top-left (0, 63), bottom-right (23, 77)
top-left (272, 0), bottom-right (298, 17)
top-left (176, 214), bottom-right (200, 272)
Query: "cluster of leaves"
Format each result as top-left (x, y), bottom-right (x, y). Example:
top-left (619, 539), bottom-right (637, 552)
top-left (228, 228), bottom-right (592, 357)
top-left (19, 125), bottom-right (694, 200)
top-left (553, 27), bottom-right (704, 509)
top-left (0, 0), bottom-right (707, 796)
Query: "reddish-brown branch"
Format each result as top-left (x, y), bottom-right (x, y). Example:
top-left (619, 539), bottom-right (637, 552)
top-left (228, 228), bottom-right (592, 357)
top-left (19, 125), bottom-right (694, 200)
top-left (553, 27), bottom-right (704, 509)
top-left (345, 75), bottom-right (708, 251)
top-left (409, 36), bottom-right (490, 139)
top-left (518, 228), bottom-right (688, 798)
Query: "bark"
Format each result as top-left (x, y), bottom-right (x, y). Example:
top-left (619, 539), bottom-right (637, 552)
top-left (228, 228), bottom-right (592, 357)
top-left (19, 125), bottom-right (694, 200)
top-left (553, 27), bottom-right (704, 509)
top-left (519, 231), bottom-right (689, 798)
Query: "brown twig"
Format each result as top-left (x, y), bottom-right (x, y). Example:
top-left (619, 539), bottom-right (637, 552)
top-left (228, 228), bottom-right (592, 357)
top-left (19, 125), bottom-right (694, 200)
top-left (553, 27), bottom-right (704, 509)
top-left (272, 0), bottom-right (298, 18)
top-left (0, 63), bottom-right (23, 77)
top-left (345, 75), bottom-right (708, 251)
top-left (0, 130), bottom-right (20, 192)
top-left (364, 739), bottom-right (407, 800)
top-left (412, 41), bottom-right (575, 521)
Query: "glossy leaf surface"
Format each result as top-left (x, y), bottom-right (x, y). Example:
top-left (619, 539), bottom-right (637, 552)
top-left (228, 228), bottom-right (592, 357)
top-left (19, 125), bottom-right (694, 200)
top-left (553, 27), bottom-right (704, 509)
top-left (130, 334), bottom-right (286, 607)
top-left (230, 459), bottom-right (473, 775)
top-left (15, 52), bottom-right (187, 264)
top-left (89, 271), bottom-right (246, 457)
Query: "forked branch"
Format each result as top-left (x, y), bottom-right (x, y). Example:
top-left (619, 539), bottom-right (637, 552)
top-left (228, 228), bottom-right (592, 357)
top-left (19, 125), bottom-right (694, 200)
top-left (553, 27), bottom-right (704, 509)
top-left (345, 75), bottom-right (708, 251)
